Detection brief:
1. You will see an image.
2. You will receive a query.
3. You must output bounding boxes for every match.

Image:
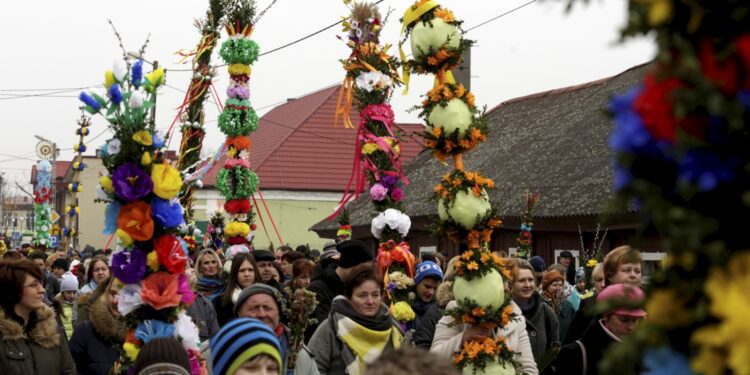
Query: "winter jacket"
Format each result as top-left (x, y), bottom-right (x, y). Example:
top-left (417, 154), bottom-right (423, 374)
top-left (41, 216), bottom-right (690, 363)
top-left (52, 294), bottom-right (78, 339)
top-left (45, 271), bottom-right (61, 301)
top-left (187, 294), bottom-right (220, 342)
top-left (69, 294), bottom-right (128, 375)
top-left (294, 346), bottom-right (321, 375)
top-left (413, 280), bottom-right (453, 349)
top-left (544, 298), bottom-right (575, 344)
top-left (0, 305), bottom-right (76, 375)
top-left (212, 290), bottom-right (237, 328)
top-left (552, 319), bottom-right (637, 375)
top-left (305, 264), bottom-right (344, 342)
top-left (517, 293), bottom-right (560, 371)
top-left (430, 300), bottom-right (539, 375)
top-left (565, 294), bottom-right (597, 344)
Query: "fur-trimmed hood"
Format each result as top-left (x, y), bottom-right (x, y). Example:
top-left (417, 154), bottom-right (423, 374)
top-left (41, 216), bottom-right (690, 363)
top-left (0, 305), bottom-right (61, 349)
top-left (89, 294), bottom-right (128, 343)
top-left (436, 281), bottom-right (454, 308)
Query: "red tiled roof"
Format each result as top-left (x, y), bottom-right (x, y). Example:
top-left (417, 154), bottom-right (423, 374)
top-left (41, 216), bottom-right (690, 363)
top-left (203, 85), bottom-right (425, 191)
top-left (30, 161), bottom-right (71, 184)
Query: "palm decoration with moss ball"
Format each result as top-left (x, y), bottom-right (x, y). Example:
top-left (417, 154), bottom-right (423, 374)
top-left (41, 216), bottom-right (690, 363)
top-left (81, 55), bottom-right (206, 374)
top-left (401, 1), bottom-right (515, 374)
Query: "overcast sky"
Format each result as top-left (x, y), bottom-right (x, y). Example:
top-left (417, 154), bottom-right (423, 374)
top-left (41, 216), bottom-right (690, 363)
top-left (0, 0), bottom-right (654, 195)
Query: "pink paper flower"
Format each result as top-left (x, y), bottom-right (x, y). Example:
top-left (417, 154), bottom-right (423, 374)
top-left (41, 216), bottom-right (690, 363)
top-left (370, 183), bottom-right (387, 201)
top-left (391, 187), bottom-right (405, 202)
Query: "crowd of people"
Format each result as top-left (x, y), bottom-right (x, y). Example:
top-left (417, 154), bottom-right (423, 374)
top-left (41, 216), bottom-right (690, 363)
top-left (0, 241), bottom-right (647, 375)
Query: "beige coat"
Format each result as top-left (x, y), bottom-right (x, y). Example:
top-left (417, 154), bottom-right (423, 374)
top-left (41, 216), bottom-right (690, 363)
top-left (430, 300), bottom-right (539, 375)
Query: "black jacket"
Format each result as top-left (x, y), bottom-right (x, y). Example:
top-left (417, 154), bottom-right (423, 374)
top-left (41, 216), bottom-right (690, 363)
top-left (565, 294), bottom-right (597, 344)
top-left (68, 295), bottom-right (127, 375)
top-left (552, 319), bottom-right (631, 375)
top-left (413, 303), bottom-right (442, 349)
top-left (45, 271), bottom-right (61, 302)
top-left (213, 294), bottom-right (236, 328)
top-left (305, 263), bottom-right (343, 342)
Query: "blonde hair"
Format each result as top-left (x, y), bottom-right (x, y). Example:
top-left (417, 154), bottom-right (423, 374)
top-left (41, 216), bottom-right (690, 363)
top-left (195, 249), bottom-right (223, 279)
top-left (603, 246), bottom-right (642, 286)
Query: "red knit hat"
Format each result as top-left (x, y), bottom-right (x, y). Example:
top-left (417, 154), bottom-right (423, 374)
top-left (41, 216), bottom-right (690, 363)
top-left (541, 271), bottom-right (565, 291)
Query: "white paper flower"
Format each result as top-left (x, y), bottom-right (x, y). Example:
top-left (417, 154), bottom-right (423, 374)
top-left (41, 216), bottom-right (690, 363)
top-left (355, 71), bottom-right (381, 92)
top-left (113, 60), bottom-right (128, 82)
top-left (118, 283), bottom-right (143, 316)
top-left (174, 311), bottom-right (200, 350)
top-left (239, 149), bottom-right (250, 160)
top-left (106, 139), bottom-right (121, 156)
top-left (194, 179), bottom-right (204, 189)
top-left (129, 90), bottom-right (144, 109)
top-left (371, 208), bottom-right (411, 239)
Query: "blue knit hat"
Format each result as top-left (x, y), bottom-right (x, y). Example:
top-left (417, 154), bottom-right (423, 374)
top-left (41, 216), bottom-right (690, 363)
top-left (414, 261), bottom-right (443, 286)
top-left (529, 256), bottom-right (547, 273)
top-left (210, 318), bottom-right (282, 375)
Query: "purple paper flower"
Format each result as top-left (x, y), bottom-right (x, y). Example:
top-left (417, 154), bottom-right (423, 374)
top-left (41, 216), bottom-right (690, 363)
top-left (381, 175), bottom-right (397, 189)
top-left (391, 187), bottom-right (404, 202)
top-left (112, 163), bottom-right (154, 201)
top-left (111, 248), bottom-right (147, 284)
top-left (370, 183), bottom-right (387, 201)
top-left (152, 198), bottom-right (185, 229)
top-left (177, 273), bottom-right (196, 305)
top-left (109, 84), bottom-right (123, 105)
top-left (227, 85), bottom-right (250, 99)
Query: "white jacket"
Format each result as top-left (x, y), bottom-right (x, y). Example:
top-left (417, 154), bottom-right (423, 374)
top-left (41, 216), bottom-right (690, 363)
top-left (430, 300), bottom-right (539, 375)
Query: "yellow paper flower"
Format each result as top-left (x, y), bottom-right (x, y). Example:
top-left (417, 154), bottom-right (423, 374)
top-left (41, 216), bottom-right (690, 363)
top-left (390, 301), bottom-right (416, 322)
top-left (123, 342), bottom-right (140, 362)
top-left (99, 176), bottom-right (114, 193)
top-left (228, 64), bottom-right (252, 76)
top-left (147, 251), bottom-right (160, 272)
top-left (104, 71), bottom-right (116, 89)
top-left (145, 68), bottom-right (166, 93)
top-left (225, 222), bottom-right (250, 237)
top-left (140, 151), bottom-right (152, 166)
top-left (132, 130), bottom-right (153, 146)
top-left (117, 228), bottom-right (133, 246)
top-left (362, 142), bottom-right (378, 155)
top-left (586, 259), bottom-right (598, 267)
top-left (691, 251), bottom-right (750, 375)
top-left (645, 289), bottom-right (692, 327)
top-left (151, 163), bottom-right (182, 199)
top-left (635, 0), bottom-right (673, 26)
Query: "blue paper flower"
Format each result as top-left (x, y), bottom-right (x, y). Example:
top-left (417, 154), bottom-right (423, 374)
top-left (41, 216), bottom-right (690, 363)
top-left (678, 149), bottom-right (738, 191)
top-left (152, 198), bottom-right (185, 229)
top-left (642, 346), bottom-right (694, 375)
top-left (135, 320), bottom-right (175, 344)
top-left (131, 60), bottom-right (143, 88)
top-left (79, 92), bottom-right (100, 112)
top-left (152, 131), bottom-right (165, 149)
top-left (103, 201), bottom-right (121, 235)
top-left (109, 84), bottom-right (123, 105)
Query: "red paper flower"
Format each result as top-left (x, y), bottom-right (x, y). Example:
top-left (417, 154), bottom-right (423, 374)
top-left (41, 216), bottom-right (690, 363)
top-left (153, 235), bottom-right (187, 274)
top-left (633, 72), bottom-right (682, 143)
top-left (735, 33), bottom-right (750, 89)
top-left (699, 39), bottom-right (739, 94)
top-left (226, 236), bottom-right (248, 245)
top-left (224, 199), bottom-right (251, 214)
top-left (141, 272), bottom-right (181, 310)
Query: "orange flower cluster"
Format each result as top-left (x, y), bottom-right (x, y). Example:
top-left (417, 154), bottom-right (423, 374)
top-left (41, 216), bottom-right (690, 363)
top-left (434, 8), bottom-right (456, 23)
top-left (357, 42), bottom-right (381, 56)
top-left (427, 83), bottom-right (472, 106)
top-left (501, 304), bottom-right (514, 327)
top-left (226, 135), bottom-right (252, 151)
top-left (412, 0), bottom-right (432, 10)
top-left (427, 48), bottom-right (454, 66)
top-left (454, 337), bottom-right (501, 364)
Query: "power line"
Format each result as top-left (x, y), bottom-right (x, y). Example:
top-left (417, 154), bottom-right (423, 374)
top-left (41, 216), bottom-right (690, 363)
top-left (465, 0), bottom-right (539, 33)
top-left (0, 85), bottom-right (101, 101)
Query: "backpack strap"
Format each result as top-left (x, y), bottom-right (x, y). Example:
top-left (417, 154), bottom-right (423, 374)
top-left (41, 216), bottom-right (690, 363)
top-left (575, 340), bottom-right (587, 375)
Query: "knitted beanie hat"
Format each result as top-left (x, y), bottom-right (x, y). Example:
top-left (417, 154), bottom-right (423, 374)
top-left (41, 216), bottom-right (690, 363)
top-left (336, 240), bottom-right (372, 268)
top-left (414, 261), bottom-right (444, 286)
top-left (133, 337), bottom-right (191, 375)
top-left (541, 270), bottom-right (565, 291)
top-left (210, 318), bottom-right (282, 375)
top-left (52, 257), bottom-right (70, 272)
top-left (60, 272), bottom-right (79, 292)
top-left (233, 283), bottom-right (285, 317)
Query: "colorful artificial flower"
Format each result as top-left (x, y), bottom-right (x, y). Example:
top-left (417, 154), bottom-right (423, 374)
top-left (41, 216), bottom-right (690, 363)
top-left (103, 202), bottom-right (120, 235)
top-left (109, 84), bottom-right (123, 105)
top-left (113, 59), bottom-right (128, 82)
top-left (117, 283), bottom-right (143, 316)
top-left (381, 175), bottom-right (398, 189)
top-left (135, 320), bottom-right (175, 344)
top-left (131, 60), bottom-right (143, 87)
top-left (116, 201), bottom-right (155, 242)
top-left (151, 163), bottom-right (182, 199)
top-left (175, 311), bottom-right (200, 350)
top-left (153, 234), bottom-right (188, 274)
top-left (152, 131), bottom-right (165, 149)
top-left (111, 248), bottom-right (147, 284)
top-left (370, 183), bottom-right (388, 201)
top-left (390, 301), bottom-right (416, 322)
top-left (129, 90), bottom-right (144, 109)
top-left (632, 72), bottom-right (682, 143)
top-left (141, 272), bottom-right (182, 310)
top-left (177, 274), bottom-right (196, 305)
top-left (224, 199), bottom-right (251, 214)
top-left (152, 198), bottom-right (185, 229)
top-left (123, 342), bottom-right (140, 362)
top-left (106, 139), bottom-right (122, 156)
top-left (79, 92), bottom-right (101, 112)
top-left (362, 142), bottom-right (379, 155)
top-left (140, 151), bottom-right (152, 166)
top-left (144, 68), bottom-right (166, 93)
top-left (391, 187), bottom-right (405, 202)
top-left (224, 221), bottom-right (251, 237)
top-left (112, 163), bottom-right (153, 201)
top-left (105, 71), bottom-right (116, 89)
top-left (146, 251), bottom-right (160, 272)
top-left (132, 130), bottom-right (153, 146)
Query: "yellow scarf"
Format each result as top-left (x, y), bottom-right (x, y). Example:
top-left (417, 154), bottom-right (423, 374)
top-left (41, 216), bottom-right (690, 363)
top-left (336, 316), bottom-right (402, 375)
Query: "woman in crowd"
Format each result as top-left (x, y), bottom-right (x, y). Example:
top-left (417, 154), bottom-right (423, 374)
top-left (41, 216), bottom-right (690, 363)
top-left (290, 258), bottom-right (315, 289)
top-left (309, 264), bottom-right (402, 375)
top-left (193, 249), bottom-right (227, 302)
top-left (591, 263), bottom-right (605, 293)
top-left (0, 259), bottom-right (76, 374)
top-left (552, 284), bottom-right (647, 374)
top-left (79, 255), bottom-right (110, 294)
top-left (540, 270), bottom-right (575, 344)
top-left (548, 263), bottom-right (581, 312)
top-left (565, 246), bottom-right (642, 344)
top-left (511, 260), bottom-right (560, 373)
top-left (69, 277), bottom-right (128, 375)
top-left (430, 260), bottom-right (538, 375)
top-left (214, 252), bottom-right (260, 326)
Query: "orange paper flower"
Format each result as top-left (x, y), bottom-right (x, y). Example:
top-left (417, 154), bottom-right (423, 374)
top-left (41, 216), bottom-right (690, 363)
top-left (141, 272), bottom-right (181, 310)
top-left (117, 201), bottom-right (154, 242)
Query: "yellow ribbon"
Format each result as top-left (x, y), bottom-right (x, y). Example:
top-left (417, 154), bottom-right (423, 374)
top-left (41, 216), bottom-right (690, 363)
top-left (434, 70), bottom-right (456, 87)
top-left (399, 0), bottom-right (440, 95)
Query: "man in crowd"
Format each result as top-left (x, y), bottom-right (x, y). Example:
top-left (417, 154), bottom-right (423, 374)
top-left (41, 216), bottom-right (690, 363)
top-left (51, 257), bottom-right (70, 281)
top-left (280, 251), bottom-right (306, 284)
top-left (29, 250), bottom-right (60, 301)
top-left (254, 249), bottom-right (285, 291)
top-left (411, 261), bottom-right (444, 329)
top-left (558, 250), bottom-right (576, 286)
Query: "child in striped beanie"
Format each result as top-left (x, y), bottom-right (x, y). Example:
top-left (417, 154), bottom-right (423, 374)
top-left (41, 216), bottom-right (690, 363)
top-left (210, 318), bottom-right (282, 375)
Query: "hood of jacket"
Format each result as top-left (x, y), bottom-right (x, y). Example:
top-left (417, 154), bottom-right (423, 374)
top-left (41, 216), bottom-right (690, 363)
top-left (89, 293), bottom-right (128, 343)
top-left (0, 305), bottom-right (60, 349)
top-left (436, 281), bottom-right (454, 308)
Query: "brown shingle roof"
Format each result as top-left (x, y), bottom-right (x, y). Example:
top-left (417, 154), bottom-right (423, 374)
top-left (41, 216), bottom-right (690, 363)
top-left (311, 63), bottom-right (650, 232)
top-left (203, 85), bottom-right (425, 191)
